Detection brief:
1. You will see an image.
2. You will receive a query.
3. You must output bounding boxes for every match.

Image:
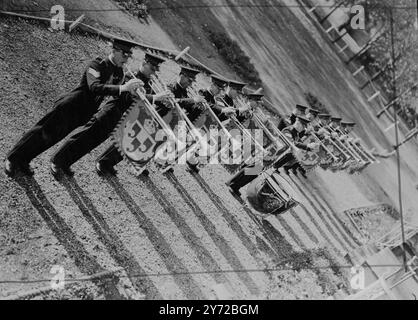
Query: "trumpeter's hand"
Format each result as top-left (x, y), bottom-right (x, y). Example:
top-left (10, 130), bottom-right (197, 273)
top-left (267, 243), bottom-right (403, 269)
top-left (222, 107), bottom-right (236, 115)
top-left (121, 79), bottom-right (143, 94)
top-left (307, 142), bottom-right (319, 150)
top-left (153, 90), bottom-right (172, 102)
top-left (193, 95), bottom-right (205, 103)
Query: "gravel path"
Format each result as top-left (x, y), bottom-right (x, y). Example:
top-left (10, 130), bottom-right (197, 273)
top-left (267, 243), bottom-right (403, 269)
top-left (1, 5), bottom-right (416, 299)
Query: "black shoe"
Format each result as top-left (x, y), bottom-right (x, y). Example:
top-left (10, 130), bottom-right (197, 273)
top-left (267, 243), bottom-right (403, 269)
top-left (186, 161), bottom-right (200, 174)
top-left (95, 162), bottom-right (117, 176)
top-left (160, 165), bottom-right (174, 174)
top-left (298, 167), bottom-right (308, 179)
top-left (142, 168), bottom-right (150, 176)
top-left (228, 187), bottom-right (241, 198)
top-left (5, 160), bottom-right (34, 177)
top-left (136, 167), bottom-right (150, 177)
top-left (50, 163), bottom-right (74, 179)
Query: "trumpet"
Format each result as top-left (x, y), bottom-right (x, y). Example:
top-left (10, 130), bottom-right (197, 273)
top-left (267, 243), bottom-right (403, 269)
top-left (235, 95), bottom-right (254, 118)
top-left (316, 123), bottom-right (351, 162)
top-left (217, 95), bottom-right (273, 159)
top-left (149, 73), bottom-right (203, 143)
top-left (301, 121), bottom-right (341, 162)
top-left (149, 73), bottom-right (218, 167)
top-left (252, 112), bottom-right (289, 150)
top-left (187, 85), bottom-right (233, 140)
top-left (347, 132), bottom-right (378, 163)
top-left (325, 124), bottom-right (364, 164)
top-left (309, 131), bottom-right (340, 162)
top-left (333, 126), bottom-right (371, 164)
top-left (126, 69), bottom-right (177, 142)
top-left (347, 137), bottom-right (375, 164)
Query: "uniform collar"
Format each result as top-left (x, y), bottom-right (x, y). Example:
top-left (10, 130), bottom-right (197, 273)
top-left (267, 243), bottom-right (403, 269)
top-left (108, 55), bottom-right (117, 67)
top-left (177, 80), bottom-right (186, 89)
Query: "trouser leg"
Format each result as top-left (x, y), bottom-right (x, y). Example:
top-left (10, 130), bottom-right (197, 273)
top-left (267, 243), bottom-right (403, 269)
top-left (274, 152), bottom-right (295, 170)
top-left (227, 165), bottom-right (259, 191)
top-left (51, 107), bottom-right (121, 168)
top-left (7, 102), bottom-right (87, 165)
top-left (283, 158), bottom-right (298, 171)
top-left (96, 145), bottom-right (124, 168)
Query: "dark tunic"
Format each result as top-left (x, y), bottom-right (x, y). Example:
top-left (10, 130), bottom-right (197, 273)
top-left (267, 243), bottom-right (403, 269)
top-left (222, 94), bottom-right (248, 123)
top-left (281, 127), bottom-right (310, 151)
top-left (272, 126), bottom-right (311, 171)
top-left (200, 90), bottom-right (229, 122)
top-left (51, 70), bottom-right (151, 168)
top-left (227, 125), bottom-right (311, 192)
top-left (154, 82), bottom-right (194, 118)
top-left (278, 111), bottom-right (301, 131)
top-left (7, 57), bottom-right (123, 165)
top-left (96, 80), bottom-right (193, 169)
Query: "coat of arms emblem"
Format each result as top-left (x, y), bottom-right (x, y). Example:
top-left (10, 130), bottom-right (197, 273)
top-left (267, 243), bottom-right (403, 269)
top-left (112, 100), bottom-right (170, 171)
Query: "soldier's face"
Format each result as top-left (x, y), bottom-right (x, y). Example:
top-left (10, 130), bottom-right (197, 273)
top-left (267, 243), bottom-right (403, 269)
top-left (142, 63), bottom-right (158, 77)
top-left (179, 74), bottom-right (192, 88)
top-left (113, 49), bottom-right (131, 67)
top-left (228, 88), bottom-right (238, 99)
top-left (211, 84), bottom-right (220, 95)
top-left (249, 101), bottom-right (259, 109)
top-left (294, 120), bottom-right (303, 131)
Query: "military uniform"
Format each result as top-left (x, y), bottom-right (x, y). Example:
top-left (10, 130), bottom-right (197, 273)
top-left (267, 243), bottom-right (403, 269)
top-left (50, 69), bottom-right (152, 170)
top-left (96, 65), bottom-right (198, 172)
top-left (277, 104), bottom-right (308, 130)
top-left (49, 52), bottom-right (166, 175)
top-left (201, 89), bottom-right (226, 120)
top-left (225, 93), bottom-right (267, 195)
top-left (225, 80), bottom-right (248, 122)
top-left (7, 56), bottom-right (124, 168)
top-left (155, 81), bottom-right (195, 117)
top-left (273, 123), bottom-right (311, 173)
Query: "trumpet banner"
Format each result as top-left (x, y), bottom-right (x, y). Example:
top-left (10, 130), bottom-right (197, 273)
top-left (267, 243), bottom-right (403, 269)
top-left (221, 117), bottom-right (290, 175)
top-left (295, 134), bottom-right (330, 171)
top-left (221, 117), bottom-right (256, 174)
top-left (152, 106), bottom-right (190, 166)
top-left (319, 138), bottom-right (346, 170)
top-left (192, 109), bottom-right (236, 167)
top-left (112, 100), bottom-right (174, 171)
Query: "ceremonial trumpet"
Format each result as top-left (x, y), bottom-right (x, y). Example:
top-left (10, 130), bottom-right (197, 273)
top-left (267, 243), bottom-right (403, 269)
top-left (347, 132), bottom-right (378, 163)
top-left (149, 73), bottom-right (216, 166)
top-left (333, 126), bottom-right (370, 165)
top-left (187, 85), bottom-right (233, 140)
top-left (126, 69), bottom-right (177, 141)
top-left (344, 136), bottom-right (373, 163)
top-left (313, 122), bottom-right (351, 160)
top-left (221, 95), bottom-right (273, 157)
top-left (326, 124), bottom-right (364, 164)
top-left (235, 95), bottom-right (254, 118)
top-left (309, 131), bottom-right (340, 162)
top-left (149, 73), bottom-right (202, 143)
